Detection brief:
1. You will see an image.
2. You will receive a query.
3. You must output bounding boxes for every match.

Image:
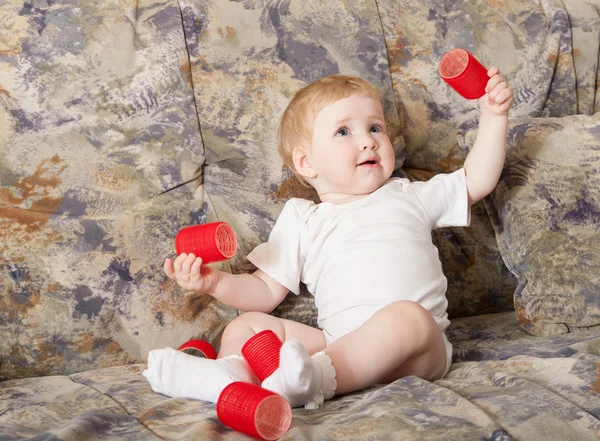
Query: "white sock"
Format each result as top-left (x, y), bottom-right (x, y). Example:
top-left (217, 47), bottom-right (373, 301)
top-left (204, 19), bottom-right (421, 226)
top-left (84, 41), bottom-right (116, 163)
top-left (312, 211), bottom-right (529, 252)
top-left (143, 347), bottom-right (258, 403)
top-left (261, 340), bottom-right (337, 409)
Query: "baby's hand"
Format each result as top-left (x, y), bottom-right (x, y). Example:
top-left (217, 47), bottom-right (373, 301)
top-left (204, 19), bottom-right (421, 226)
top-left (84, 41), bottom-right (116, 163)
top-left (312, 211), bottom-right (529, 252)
top-left (479, 67), bottom-right (513, 117)
top-left (164, 253), bottom-right (221, 294)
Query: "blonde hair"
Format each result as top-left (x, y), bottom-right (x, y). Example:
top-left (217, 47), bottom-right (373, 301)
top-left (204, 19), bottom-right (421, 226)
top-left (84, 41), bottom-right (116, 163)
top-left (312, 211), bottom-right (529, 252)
top-left (278, 75), bottom-right (382, 186)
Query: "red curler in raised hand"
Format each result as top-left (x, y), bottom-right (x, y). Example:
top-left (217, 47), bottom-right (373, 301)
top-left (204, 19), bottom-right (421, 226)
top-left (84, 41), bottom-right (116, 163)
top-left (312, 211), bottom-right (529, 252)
top-left (217, 382), bottom-right (292, 440)
top-left (175, 221), bottom-right (237, 264)
top-left (438, 49), bottom-right (489, 100)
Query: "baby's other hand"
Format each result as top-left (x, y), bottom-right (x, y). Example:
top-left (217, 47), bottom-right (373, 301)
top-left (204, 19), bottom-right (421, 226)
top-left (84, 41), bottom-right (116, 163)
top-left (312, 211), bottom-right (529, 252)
top-left (479, 67), bottom-right (513, 117)
top-left (164, 253), bottom-right (221, 294)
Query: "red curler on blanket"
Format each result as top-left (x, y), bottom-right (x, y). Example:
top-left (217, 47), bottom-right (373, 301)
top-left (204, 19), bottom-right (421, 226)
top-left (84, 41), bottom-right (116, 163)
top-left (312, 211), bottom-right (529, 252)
top-left (177, 339), bottom-right (217, 360)
top-left (217, 382), bottom-right (292, 440)
top-left (438, 49), bottom-right (489, 100)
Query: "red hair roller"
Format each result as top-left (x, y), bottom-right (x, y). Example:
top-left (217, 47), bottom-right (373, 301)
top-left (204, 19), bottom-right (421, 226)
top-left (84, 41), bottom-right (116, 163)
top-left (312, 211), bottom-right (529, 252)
top-left (177, 339), bottom-right (217, 360)
top-left (439, 49), bottom-right (489, 100)
top-left (217, 382), bottom-right (292, 440)
top-left (175, 222), bottom-right (237, 263)
top-left (241, 330), bottom-right (282, 382)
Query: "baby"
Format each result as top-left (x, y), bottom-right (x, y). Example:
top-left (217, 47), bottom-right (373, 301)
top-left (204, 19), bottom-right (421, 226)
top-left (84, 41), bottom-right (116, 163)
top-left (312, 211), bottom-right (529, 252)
top-left (144, 71), bottom-right (514, 409)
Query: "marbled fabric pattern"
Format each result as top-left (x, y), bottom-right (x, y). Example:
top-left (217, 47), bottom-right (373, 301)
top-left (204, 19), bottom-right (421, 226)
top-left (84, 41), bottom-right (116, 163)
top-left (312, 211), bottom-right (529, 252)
top-left (461, 114), bottom-right (600, 336)
top-left (0, 0), bottom-right (236, 381)
top-left (2, 312), bottom-right (599, 441)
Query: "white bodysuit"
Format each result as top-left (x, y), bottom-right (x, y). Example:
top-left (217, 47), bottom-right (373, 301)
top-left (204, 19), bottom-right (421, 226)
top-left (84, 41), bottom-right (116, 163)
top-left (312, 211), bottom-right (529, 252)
top-left (247, 169), bottom-right (471, 373)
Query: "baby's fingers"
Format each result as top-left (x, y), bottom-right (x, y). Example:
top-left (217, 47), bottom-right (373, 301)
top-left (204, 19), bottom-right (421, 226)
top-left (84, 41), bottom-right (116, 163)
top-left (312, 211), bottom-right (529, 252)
top-left (180, 253), bottom-right (197, 276)
top-left (493, 85), bottom-right (513, 105)
top-left (487, 66), bottom-right (500, 78)
top-left (485, 74), bottom-right (503, 94)
top-left (173, 253), bottom-right (187, 274)
top-left (190, 257), bottom-right (203, 280)
top-left (489, 82), bottom-right (510, 104)
top-left (164, 258), bottom-right (176, 279)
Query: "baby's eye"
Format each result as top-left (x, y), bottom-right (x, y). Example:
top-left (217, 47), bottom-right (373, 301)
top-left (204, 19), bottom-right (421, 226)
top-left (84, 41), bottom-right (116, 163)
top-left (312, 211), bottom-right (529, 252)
top-left (370, 125), bottom-right (382, 133)
top-left (336, 128), bottom-right (349, 136)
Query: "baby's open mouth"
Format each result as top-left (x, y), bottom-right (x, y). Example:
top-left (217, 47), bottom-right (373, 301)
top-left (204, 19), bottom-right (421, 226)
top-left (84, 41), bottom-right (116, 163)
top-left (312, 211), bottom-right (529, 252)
top-left (358, 159), bottom-right (378, 166)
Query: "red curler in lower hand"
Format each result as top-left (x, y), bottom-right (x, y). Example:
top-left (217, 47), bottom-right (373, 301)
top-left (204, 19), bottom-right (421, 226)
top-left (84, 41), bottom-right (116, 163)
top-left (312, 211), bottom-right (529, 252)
top-left (438, 49), bottom-right (489, 100)
top-left (175, 222), bottom-right (237, 264)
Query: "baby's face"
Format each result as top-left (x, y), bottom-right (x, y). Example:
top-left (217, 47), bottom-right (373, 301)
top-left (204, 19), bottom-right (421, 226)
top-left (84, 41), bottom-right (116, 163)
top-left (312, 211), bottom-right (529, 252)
top-left (308, 95), bottom-right (395, 201)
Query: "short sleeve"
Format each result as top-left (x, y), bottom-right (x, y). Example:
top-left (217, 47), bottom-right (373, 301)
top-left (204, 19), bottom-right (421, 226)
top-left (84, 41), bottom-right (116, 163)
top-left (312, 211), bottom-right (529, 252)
top-left (409, 168), bottom-right (471, 229)
top-left (246, 199), bottom-right (308, 295)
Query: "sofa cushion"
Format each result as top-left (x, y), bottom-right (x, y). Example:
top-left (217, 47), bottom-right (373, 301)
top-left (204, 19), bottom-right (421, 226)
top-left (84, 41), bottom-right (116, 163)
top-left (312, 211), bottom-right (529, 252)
top-left (375, 0), bottom-right (600, 323)
top-left (376, 0), bottom-right (580, 319)
top-left (563, 0), bottom-right (600, 114)
top-left (0, 0), bottom-right (235, 380)
top-left (448, 311), bottom-right (600, 363)
top-left (460, 114), bottom-right (600, 336)
top-left (2, 312), bottom-right (600, 441)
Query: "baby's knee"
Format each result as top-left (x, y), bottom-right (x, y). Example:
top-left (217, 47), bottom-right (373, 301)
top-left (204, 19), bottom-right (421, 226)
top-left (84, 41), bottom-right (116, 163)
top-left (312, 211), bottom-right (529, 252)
top-left (222, 311), bottom-right (284, 342)
top-left (384, 300), bottom-right (432, 322)
top-left (382, 301), bottom-right (440, 344)
top-left (225, 311), bottom-right (270, 331)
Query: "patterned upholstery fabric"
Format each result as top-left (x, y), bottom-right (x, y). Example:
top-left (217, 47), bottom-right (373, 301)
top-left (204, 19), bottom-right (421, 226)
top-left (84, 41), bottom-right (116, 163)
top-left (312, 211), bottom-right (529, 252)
top-left (0, 0), bottom-right (236, 381)
top-left (460, 114), bottom-right (600, 336)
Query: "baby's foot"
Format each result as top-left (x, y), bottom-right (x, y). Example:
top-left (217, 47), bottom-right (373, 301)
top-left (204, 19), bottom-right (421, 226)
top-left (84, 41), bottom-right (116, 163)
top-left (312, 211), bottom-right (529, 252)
top-left (143, 347), bottom-right (257, 403)
top-left (261, 340), bottom-right (337, 408)
top-left (143, 347), bottom-right (178, 397)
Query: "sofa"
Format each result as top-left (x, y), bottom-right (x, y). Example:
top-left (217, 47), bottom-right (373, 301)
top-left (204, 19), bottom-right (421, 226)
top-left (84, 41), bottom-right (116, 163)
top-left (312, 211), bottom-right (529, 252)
top-left (1, 0), bottom-right (600, 439)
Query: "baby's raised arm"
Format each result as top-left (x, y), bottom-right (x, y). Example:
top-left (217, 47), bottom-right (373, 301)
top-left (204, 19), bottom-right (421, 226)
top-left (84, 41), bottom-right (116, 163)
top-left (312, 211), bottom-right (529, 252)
top-left (164, 253), bottom-right (289, 313)
top-left (463, 67), bottom-right (514, 205)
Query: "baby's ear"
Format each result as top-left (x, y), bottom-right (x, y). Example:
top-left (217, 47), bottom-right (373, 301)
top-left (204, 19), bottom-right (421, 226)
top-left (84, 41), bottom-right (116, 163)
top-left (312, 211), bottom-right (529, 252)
top-left (292, 147), bottom-right (317, 179)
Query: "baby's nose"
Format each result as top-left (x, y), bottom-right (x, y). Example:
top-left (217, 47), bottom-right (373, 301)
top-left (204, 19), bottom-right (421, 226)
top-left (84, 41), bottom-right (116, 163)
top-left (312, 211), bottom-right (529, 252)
top-left (360, 136), bottom-right (377, 150)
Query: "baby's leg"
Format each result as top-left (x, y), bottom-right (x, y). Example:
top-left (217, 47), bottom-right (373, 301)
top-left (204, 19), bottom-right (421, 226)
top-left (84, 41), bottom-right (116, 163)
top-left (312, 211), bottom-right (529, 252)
top-left (222, 312), bottom-right (336, 408)
top-left (144, 311), bottom-right (325, 403)
top-left (327, 300), bottom-right (448, 394)
top-left (143, 347), bottom-right (257, 403)
top-left (218, 311), bottom-right (327, 358)
top-left (261, 300), bottom-right (446, 408)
